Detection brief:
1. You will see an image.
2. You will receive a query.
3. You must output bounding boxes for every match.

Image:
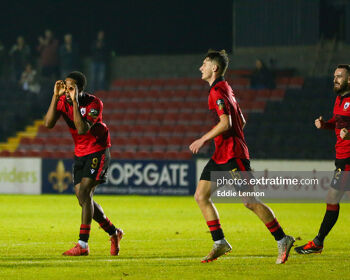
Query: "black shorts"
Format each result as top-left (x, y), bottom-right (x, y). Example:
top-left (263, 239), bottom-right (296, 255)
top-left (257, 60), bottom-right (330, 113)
top-left (200, 158), bottom-right (251, 182)
top-left (331, 158), bottom-right (350, 191)
top-left (73, 148), bottom-right (110, 185)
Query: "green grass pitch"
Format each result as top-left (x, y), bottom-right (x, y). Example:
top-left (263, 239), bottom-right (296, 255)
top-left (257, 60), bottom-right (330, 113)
top-left (1, 195), bottom-right (350, 280)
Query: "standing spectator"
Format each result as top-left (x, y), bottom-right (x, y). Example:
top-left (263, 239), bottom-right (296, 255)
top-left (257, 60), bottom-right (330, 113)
top-left (90, 30), bottom-right (109, 91)
top-left (250, 59), bottom-right (275, 89)
top-left (9, 36), bottom-right (31, 82)
top-left (37, 29), bottom-right (59, 78)
top-left (59, 33), bottom-right (79, 78)
top-left (19, 63), bottom-right (40, 94)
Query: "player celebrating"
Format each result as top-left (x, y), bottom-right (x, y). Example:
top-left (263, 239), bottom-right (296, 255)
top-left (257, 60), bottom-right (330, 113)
top-left (44, 71), bottom-right (123, 256)
top-left (295, 64), bottom-right (350, 254)
top-left (189, 50), bottom-right (294, 264)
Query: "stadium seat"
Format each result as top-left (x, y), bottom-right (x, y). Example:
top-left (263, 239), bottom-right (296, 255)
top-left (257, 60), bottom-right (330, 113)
top-left (149, 151), bottom-right (164, 160)
top-left (163, 113), bottom-right (179, 125)
top-left (153, 137), bottom-right (168, 152)
top-left (269, 89), bottom-right (285, 100)
top-left (143, 125), bottom-right (159, 137)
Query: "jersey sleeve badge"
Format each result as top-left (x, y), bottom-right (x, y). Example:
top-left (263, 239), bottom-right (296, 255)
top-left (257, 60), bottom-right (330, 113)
top-left (88, 108), bottom-right (99, 118)
top-left (216, 99), bottom-right (225, 110)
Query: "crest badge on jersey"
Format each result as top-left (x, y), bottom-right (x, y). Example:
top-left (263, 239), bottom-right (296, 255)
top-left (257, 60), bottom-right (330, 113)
top-left (80, 107), bottom-right (86, 115)
top-left (216, 99), bottom-right (225, 110)
top-left (344, 102), bottom-right (350, 110)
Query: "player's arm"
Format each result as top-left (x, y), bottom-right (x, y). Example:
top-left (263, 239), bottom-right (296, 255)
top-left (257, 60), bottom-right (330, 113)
top-left (189, 114), bottom-right (231, 154)
top-left (239, 108), bottom-right (246, 129)
top-left (315, 115), bottom-right (335, 130)
top-left (69, 85), bottom-right (91, 135)
top-left (43, 80), bottom-right (65, 128)
top-left (340, 128), bottom-right (350, 140)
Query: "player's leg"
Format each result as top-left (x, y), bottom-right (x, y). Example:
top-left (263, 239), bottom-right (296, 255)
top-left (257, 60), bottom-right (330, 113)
top-left (194, 180), bottom-right (220, 221)
top-left (295, 161), bottom-right (348, 255)
top-left (90, 185), bottom-right (124, 256)
top-left (63, 177), bottom-right (95, 256)
top-left (295, 187), bottom-right (344, 254)
top-left (195, 159), bottom-right (232, 263)
top-left (72, 183), bottom-right (123, 255)
top-left (236, 159), bottom-right (294, 264)
top-left (241, 194), bottom-right (294, 264)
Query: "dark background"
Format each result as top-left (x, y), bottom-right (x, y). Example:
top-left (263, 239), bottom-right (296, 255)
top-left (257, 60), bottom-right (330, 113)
top-left (0, 0), bottom-right (233, 55)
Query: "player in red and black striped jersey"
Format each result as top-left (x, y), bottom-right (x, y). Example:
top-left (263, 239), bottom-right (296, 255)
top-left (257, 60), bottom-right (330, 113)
top-left (44, 71), bottom-right (123, 256)
top-left (190, 50), bottom-right (294, 264)
top-left (295, 65), bottom-right (350, 254)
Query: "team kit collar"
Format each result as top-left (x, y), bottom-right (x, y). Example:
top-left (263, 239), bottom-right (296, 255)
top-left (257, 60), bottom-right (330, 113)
top-left (210, 76), bottom-right (225, 91)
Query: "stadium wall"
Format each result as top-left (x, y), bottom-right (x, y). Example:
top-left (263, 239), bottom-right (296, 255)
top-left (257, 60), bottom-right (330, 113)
top-left (107, 46), bottom-right (319, 79)
top-left (233, 0), bottom-right (320, 47)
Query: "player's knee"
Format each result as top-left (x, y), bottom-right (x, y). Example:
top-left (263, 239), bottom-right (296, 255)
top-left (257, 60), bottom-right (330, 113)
top-left (194, 191), bottom-right (208, 204)
top-left (243, 202), bottom-right (256, 211)
top-left (78, 185), bottom-right (92, 202)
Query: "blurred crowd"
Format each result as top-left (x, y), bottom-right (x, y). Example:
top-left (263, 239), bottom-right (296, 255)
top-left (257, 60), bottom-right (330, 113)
top-left (0, 29), bottom-right (111, 94)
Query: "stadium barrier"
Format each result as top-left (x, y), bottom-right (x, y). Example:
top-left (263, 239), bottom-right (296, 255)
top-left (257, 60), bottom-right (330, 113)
top-left (42, 159), bottom-right (196, 195)
top-left (0, 158), bottom-right (41, 194)
top-left (0, 158), bottom-right (335, 196)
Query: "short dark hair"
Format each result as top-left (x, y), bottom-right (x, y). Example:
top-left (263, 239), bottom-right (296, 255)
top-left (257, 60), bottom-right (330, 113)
top-left (205, 49), bottom-right (229, 76)
top-left (337, 64), bottom-right (350, 73)
top-left (66, 71), bottom-right (87, 92)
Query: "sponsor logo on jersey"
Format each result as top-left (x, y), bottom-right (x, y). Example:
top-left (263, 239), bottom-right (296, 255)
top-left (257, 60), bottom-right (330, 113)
top-left (80, 107), bottom-right (86, 115)
top-left (344, 102), bottom-right (350, 110)
top-left (216, 99), bottom-right (225, 110)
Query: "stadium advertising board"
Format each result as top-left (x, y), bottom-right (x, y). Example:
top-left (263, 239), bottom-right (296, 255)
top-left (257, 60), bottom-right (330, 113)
top-left (0, 158), bottom-right (41, 194)
top-left (42, 159), bottom-right (196, 195)
top-left (197, 159), bottom-right (335, 201)
top-left (42, 159), bottom-right (74, 194)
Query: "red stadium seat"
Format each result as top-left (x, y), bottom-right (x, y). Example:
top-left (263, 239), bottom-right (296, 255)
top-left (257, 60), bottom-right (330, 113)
top-left (157, 125), bottom-right (174, 137)
top-left (149, 151), bottom-right (165, 160)
top-left (276, 77), bottom-right (290, 89)
top-left (289, 77), bottom-right (304, 89)
top-left (149, 113), bottom-right (163, 125)
top-left (256, 89), bottom-right (271, 100)
top-left (177, 151), bottom-right (193, 160)
top-left (137, 150), bottom-right (152, 159)
top-left (138, 136), bottom-right (154, 151)
top-left (119, 151), bottom-right (138, 159)
top-left (136, 113), bottom-right (151, 124)
top-left (270, 89), bottom-right (285, 100)
top-left (40, 150), bottom-right (56, 159)
top-left (11, 150), bottom-right (25, 157)
top-left (25, 150), bottom-right (41, 157)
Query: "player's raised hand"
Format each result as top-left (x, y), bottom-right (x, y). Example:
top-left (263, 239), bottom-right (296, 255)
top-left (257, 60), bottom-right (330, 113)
top-left (68, 84), bottom-right (79, 103)
top-left (189, 138), bottom-right (205, 154)
top-left (315, 116), bottom-right (325, 129)
top-left (54, 80), bottom-right (66, 97)
top-left (340, 128), bottom-right (350, 140)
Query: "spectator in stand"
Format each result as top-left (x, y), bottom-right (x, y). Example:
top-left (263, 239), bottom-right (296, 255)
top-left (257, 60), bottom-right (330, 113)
top-left (37, 29), bottom-right (59, 78)
top-left (9, 36), bottom-right (31, 82)
top-left (250, 59), bottom-right (275, 89)
top-left (19, 63), bottom-right (41, 94)
top-left (59, 33), bottom-right (79, 78)
top-left (90, 30), bottom-right (109, 91)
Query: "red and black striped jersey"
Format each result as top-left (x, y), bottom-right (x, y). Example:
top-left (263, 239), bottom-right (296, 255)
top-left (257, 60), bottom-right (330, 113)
top-left (325, 93), bottom-right (350, 159)
top-left (208, 77), bottom-right (249, 164)
top-left (57, 93), bottom-right (111, 157)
